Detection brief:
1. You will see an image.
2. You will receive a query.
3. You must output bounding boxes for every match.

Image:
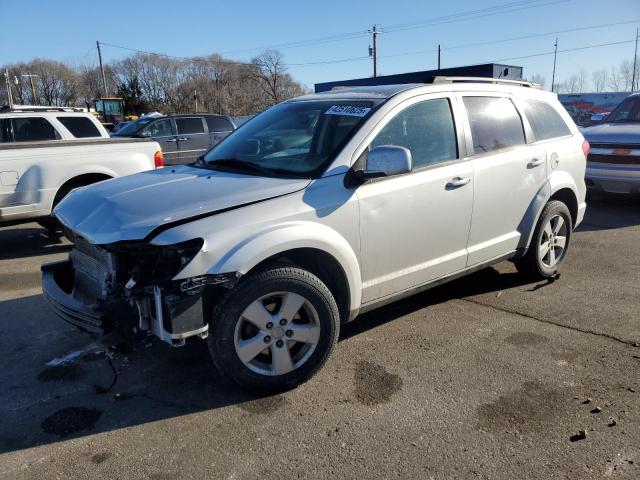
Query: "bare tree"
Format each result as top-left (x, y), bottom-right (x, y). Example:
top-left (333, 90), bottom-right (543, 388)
top-left (528, 73), bottom-right (546, 89)
top-left (608, 65), bottom-right (624, 91)
top-left (3, 49), bottom-right (304, 114)
top-left (591, 69), bottom-right (607, 92)
top-left (576, 69), bottom-right (589, 93)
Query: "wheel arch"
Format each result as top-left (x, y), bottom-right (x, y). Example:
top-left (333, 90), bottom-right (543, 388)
top-left (193, 222), bottom-right (362, 321)
top-left (53, 172), bottom-right (114, 207)
top-left (518, 176), bottom-right (579, 253)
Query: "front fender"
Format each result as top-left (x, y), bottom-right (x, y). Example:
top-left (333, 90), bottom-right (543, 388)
top-left (175, 221), bottom-right (363, 314)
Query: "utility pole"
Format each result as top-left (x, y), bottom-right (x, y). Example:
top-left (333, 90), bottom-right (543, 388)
top-left (3, 69), bottom-right (14, 108)
top-left (632, 27), bottom-right (638, 92)
top-left (437, 44), bottom-right (441, 70)
top-left (368, 25), bottom-right (379, 77)
top-left (96, 40), bottom-right (108, 96)
top-left (551, 38), bottom-right (558, 92)
top-left (22, 74), bottom-right (38, 104)
top-left (194, 89), bottom-right (198, 113)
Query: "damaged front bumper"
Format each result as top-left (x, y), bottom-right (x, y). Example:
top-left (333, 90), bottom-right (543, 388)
top-left (41, 242), bottom-right (238, 347)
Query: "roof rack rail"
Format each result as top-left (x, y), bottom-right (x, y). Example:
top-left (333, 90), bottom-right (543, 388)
top-left (0, 105), bottom-right (83, 113)
top-left (432, 76), bottom-right (542, 89)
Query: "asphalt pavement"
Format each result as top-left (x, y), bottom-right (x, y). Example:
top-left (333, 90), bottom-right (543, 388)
top-left (0, 194), bottom-right (638, 479)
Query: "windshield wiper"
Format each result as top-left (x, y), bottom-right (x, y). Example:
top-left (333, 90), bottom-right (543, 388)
top-left (199, 158), bottom-right (272, 175)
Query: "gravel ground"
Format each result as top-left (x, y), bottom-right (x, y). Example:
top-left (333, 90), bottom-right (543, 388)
top-left (0, 194), bottom-right (638, 479)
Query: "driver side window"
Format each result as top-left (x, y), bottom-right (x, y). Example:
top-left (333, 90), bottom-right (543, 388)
top-left (370, 98), bottom-right (458, 169)
top-left (142, 119), bottom-right (173, 138)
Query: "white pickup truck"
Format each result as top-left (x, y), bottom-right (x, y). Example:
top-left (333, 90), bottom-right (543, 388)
top-left (0, 110), bottom-right (163, 227)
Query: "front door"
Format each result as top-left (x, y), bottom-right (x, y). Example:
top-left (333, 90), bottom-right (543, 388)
top-left (141, 118), bottom-right (178, 165)
top-left (357, 97), bottom-right (474, 303)
top-left (175, 117), bottom-right (210, 164)
top-left (459, 95), bottom-right (548, 266)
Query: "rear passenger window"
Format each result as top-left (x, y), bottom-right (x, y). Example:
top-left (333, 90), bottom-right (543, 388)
top-left (370, 98), bottom-right (458, 169)
top-left (522, 100), bottom-right (571, 141)
top-left (463, 97), bottom-right (525, 154)
top-left (57, 116), bottom-right (101, 138)
top-left (12, 117), bottom-right (60, 142)
top-left (176, 117), bottom-right (205, 135)
top-left (206, 117), bottom-right (233, 132)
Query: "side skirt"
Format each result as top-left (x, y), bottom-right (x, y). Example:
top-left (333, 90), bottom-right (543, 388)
top-left (356, 250), bottom-right (518, 317)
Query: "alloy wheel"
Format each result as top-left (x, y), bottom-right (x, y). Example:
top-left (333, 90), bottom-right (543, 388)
top-left (539, 214), bottom-right (568, 268)
top-left (234, 292), bottom-right (321, 376)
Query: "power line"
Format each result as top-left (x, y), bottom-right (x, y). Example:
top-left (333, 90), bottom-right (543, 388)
top-left (218, 0), bottom-right (565, 55)
top-left (284, 18), bottom-right (640, 68)
top-left (490, 38), bottom-right (637, 63)
top-left (383, 0), bottom-right (567, 34)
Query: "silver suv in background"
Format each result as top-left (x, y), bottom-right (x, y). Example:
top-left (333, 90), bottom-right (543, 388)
top-left (43, 78), bottom-right (587, 392)
top-left (112, 113), bottom-right (242, 164)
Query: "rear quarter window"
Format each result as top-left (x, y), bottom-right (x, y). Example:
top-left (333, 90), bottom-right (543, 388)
top-left (463, 97), bottom-right (525, 154)
top-left (0, 119), bottom-right (12, 142)
top-left (206, 116), bottom-right (233, 132)
top-left (57, 116), bottom-right (102, 138)
top-left (521, 100), bottom-right (571, 141)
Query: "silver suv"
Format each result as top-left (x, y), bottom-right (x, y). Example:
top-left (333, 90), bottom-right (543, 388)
top-left (42, 78), bottom-right (587, 391)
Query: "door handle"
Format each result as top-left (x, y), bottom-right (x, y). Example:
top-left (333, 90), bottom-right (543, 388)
top-left (177, 137), bottom-right (188, 142)
top-left (165, 138), bottom-right (177, 143)
top-left (527, 158), bottom-right (545, 168)
top-left (446, 176), bottom-right (471, 188)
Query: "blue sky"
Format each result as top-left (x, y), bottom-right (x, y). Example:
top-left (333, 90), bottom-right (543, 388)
top-left (1, 0), bottom-right (638, 89)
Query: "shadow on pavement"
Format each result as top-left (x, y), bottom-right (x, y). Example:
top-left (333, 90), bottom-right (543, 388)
top-left (578, 193), bottom-right (640, 232)
top-left (0, 226), bottom-right (71, 260)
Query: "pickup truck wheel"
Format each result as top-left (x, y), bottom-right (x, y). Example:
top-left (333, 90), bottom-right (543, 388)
top-left (515, 200), bottom-right (572, 279)
top-left (208, 267), bottom-right (340, 392)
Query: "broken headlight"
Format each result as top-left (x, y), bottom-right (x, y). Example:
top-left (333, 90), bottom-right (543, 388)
top-left (104, 238), bottom-right (204, 287)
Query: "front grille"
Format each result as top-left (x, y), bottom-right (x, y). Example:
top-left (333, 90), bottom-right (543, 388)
top-left (589, 143), bottom-right (640, 150)
top-left (587, 153), bottom-right (639, 165)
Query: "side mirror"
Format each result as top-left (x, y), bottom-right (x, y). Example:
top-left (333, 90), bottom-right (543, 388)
top-left (364, 145), bottom-right (412, 178)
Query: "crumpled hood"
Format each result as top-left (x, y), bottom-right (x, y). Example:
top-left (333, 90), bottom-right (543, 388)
top-left (54, 165), bottom-right (310, 244)
top-left (582, 123), bottom-right (640, 145)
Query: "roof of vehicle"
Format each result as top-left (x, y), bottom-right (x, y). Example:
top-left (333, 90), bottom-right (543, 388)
top-left (290, 77), bottom-right (546, 103)
top-left (0, 110), bottom-right (96, 118)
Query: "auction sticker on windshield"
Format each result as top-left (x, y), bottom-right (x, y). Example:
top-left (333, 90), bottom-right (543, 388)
top-left (325, 105), bottom-right (371, 117)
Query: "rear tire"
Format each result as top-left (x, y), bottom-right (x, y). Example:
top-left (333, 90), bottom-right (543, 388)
top-left (207, 267), bottom-right (340, 392)
top-left (515, 200), bottom-right (572, 279)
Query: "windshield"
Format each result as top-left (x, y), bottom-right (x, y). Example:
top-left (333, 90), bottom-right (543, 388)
top-left (606, 96), bottom-right (640, 123)
top-left (111, 117), bottom-right (157, 136)
top-left (201, 100), bottom-right (375, 177)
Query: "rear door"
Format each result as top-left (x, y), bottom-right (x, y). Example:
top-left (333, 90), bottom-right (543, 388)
top-left (175, 116), bottom-right (209, 164)
top-left (205, 116), bottom-right (234, 147)
top-left (459, 94), bottom-right (548, 266)
top-left (140, 118), bottom-right (178, 164)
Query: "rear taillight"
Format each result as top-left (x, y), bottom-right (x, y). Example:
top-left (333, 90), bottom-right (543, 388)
top-left (154, 150), bottom-right (164, 168)
top-left (582, 140), bottom-right (590, 159)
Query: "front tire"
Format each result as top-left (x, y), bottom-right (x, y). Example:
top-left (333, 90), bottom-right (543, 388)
top-left (207, 267), bottom-right (340, 392)
top-left (515, 200), bottom-right (572, 279)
